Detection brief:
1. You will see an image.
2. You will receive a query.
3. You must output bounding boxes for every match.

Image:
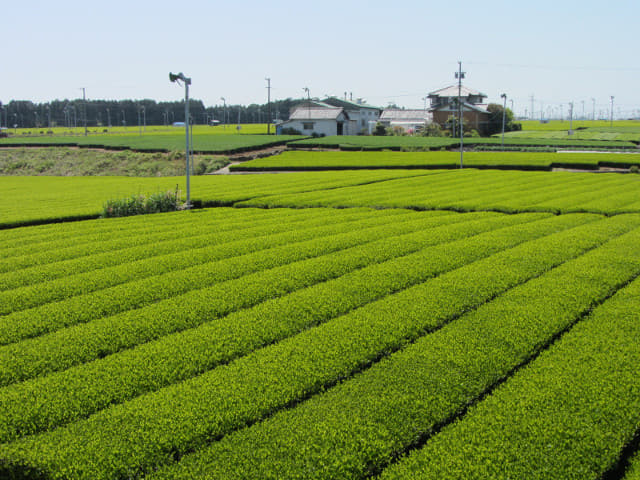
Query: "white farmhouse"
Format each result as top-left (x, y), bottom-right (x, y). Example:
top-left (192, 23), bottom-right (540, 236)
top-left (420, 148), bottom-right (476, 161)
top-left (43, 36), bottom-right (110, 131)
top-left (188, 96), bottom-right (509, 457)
top-left (322, 97), bottom-right (382, 135)
top-left (278, 106), bottom-right (351, 137)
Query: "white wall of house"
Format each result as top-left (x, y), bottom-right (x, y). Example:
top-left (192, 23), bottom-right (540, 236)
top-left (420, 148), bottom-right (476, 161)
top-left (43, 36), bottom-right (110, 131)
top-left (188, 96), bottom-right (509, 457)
top-left (345, 109), bottom-right (380, 134)
top-left (280, 116), bottom-right (349, 136)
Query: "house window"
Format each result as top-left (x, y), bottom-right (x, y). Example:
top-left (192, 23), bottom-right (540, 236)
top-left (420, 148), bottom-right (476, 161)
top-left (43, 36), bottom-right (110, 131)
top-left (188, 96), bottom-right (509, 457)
top-left (302, 122), bottom-right (314, 130)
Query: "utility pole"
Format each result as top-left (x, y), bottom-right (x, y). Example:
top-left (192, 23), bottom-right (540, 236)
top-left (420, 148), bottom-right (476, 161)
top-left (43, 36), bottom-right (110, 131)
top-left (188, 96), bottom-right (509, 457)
top-left (220, 97), bottom-right (226, 129)
top-left (82, 88), bottom-right (87, 136)
top-left (455, 61), bottom-right (465, 168)
top-left (569, 102), bottom-right (574, 135)
top-left (265, 77), bottom-right (272, 134)
top-left (500, 93), bottom-right (507, 150)
top-left (581, 100), bottom-right (585, 120)
top-left (530, 95), bottom-right (535, 120)
top-left (592, 98), bottom-right (596, 121)
top-left (610, 96), bottom-right (615, 127)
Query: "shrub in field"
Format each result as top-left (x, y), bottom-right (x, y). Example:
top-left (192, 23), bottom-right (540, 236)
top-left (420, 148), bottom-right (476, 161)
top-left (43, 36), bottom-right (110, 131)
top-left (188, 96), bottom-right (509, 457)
top-left (101, 187), bottom-right (183, 218)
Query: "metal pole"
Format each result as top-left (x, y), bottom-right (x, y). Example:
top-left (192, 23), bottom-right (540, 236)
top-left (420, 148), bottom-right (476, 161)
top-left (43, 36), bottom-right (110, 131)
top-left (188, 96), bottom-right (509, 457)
top-left (500, 93), bottom-right (507, 150)
top-left (82, 87), bottom-right (87, 136)
top-left (569, 102), bottom-right (574, 135)
top-left (185, 82), bottom-right (191, 208)
top-left (266, 77), bottom-right (271, 134)
top-left (221, 97), bottom-right (226, 129)
top-left (610, 96), bottom-right (614, 127)
top-left (457, 61), bottom-right (464, 169)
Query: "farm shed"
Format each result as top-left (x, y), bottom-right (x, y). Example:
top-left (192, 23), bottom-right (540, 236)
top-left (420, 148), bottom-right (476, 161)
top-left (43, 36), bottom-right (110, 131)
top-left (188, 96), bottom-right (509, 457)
top-left (278, 106), bottom-right (351, 137)
top-left (322, 97), bottom-right (382, 135)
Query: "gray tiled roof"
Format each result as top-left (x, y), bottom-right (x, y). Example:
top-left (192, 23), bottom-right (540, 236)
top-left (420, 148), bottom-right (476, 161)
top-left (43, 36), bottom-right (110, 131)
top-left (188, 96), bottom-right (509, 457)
top-left (322, 97), bottom-right (382, 111)
top-left (428, 85), bottom-right (487, 98)
top-left (289, 107), bottom-right (346, 120)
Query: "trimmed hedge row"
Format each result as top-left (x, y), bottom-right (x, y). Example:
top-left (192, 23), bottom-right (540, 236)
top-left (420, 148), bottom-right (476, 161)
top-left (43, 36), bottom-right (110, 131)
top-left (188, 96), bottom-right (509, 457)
top-left (0, 210), bottom-right (517, 387)
top-left (0, 209), bottom-right (410, 316)
top-left (0, 206), bottom-right (317, 261)
top-left (0, 210), bottom-right (421, 345)
top-left (142, 215), bottom-right (640, 480)
top-left (380, 240), bottom-right (640, 480)
top-left (236, 169), bottom-right (640, 215)
top-left (0, 212), bottom-right (551, 443)
top-left (231, 151), bottom-right (640, 173)
top-left (0, 208), bottom-right (378, 292)
top-left (2, 213), bottom-right (633, 479)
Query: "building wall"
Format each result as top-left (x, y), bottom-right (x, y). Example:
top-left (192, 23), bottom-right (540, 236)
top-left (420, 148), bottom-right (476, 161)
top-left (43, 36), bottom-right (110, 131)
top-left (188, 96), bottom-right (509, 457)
top-left (279, 118), bottom-right (348, 136)
top-left (345, 109), bottom-right (380, 134)
top-left (432, 110), bottom-right (489, 135)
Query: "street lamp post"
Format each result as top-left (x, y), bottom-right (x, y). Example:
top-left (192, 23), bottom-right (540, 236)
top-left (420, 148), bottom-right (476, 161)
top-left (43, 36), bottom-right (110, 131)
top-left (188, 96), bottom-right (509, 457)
top-left (500, 93), bottom-right (507, 150)
top-left (170, 71), bottom-right (192, 208)
top-left (265, 77), bottom-right (271, 134)
top-left (610, 96), bottom-right (615, 127)
top-left (220, 97), bottom-right (226, 129)
top-left (455, 61), bottom-right (465, 168)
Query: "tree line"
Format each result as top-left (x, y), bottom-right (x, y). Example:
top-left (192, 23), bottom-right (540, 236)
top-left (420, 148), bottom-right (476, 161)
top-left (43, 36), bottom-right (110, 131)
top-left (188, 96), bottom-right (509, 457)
top-left (0, 98), bottom-right (303, 129)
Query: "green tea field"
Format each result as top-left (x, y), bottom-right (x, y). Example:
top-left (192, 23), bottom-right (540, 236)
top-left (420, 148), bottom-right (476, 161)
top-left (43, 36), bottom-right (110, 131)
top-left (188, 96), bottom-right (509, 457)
top-left (232, 150), bottom-right (640, 171)
top-left (1, 138), bottom-right (640, 480)
top-left (0, 202), bottom-right (640, 479)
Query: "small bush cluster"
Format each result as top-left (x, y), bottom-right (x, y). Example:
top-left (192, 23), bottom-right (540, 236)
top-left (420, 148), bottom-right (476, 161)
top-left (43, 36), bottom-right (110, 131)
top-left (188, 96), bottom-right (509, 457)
top-left (101, 187), bottom-right (183, 218)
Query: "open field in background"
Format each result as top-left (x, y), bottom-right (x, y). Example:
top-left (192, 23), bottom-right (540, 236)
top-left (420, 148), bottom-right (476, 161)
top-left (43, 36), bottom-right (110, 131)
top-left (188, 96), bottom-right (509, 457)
top-left (0, 133), bottom-right (304, 154)
top-left (289, 135), bottom-right (637, 150)
top-left (3, 169), bottom-right (640, 228)
top-left (501, 128), bottom-right (640, 142)
top-left (232, 150), bottom-right (640, 172)
top-left (1, 207), bottom-right (640, 479)
top-left (0, 170), bottom-right (430, 228)
top-left (518, 119), bottom-right (640, 131)
top-left (2, 123), bottom-right (274, 137)
top-left (236, 169), bottom-right (640, 215)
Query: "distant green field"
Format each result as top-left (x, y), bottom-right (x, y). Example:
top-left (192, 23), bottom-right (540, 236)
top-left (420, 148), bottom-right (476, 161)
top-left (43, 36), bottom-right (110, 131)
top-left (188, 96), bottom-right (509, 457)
top-left (232, 150), bottom-right (640, 172)
top-left (0, 171), bottom-right (430, 228)
top-left (501, 128), bottom-right (640, 143)
top-left (3, 124), bottom-right (273, 137)
top-left (518, 119), bottom-right (640, 131)
top-left (289, 136), bottom-right (458, 150)
top-left (0, 133), bottom-right (304, 154)
top-left (237, 169), bottom-right (640, 215)
top-left (289, 135), bottom-right (636, 150)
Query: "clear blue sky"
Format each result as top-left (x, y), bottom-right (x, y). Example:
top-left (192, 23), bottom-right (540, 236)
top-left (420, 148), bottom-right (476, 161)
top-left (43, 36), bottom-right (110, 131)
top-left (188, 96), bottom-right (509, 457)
top-left (3, 0), bottom-right (638, 118)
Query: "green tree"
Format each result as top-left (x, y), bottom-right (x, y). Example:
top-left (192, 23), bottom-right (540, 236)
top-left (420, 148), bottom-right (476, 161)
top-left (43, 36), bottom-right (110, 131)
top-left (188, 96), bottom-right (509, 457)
top-left (486, 103), bottom-right (520, 136)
